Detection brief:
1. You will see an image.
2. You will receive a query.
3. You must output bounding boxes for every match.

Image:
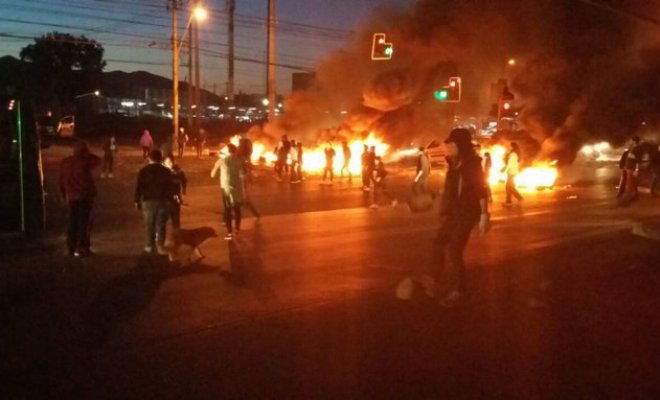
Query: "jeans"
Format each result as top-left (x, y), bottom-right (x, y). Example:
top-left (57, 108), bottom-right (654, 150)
top-left (168, 201), bottom-right (181, 229)
top-left (505, 174), bottom-right (523, 203)
top-left (142, 201), bottom-right (168, 248)
top-left (67, 200), bottom-right (93, 254)
top-left (432, 214), bottom-right (479, 293)
top-left (323, 166), bottom-right (334, 182)
top-left (142, 147), bottom-right (150, 160)
top-left (223, 194), bottom-right (242, 233)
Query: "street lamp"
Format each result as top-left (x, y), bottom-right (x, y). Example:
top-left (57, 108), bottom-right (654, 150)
top-left (508, 58), bottom-right (516, 66)
top-left (172, 4), bottom-right (208, 143)
top-left (74, 90), bottom-right (101, 100)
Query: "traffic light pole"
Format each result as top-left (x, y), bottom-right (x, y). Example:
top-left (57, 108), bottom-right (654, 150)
top-left (171, 2), bottom-right (179, 145)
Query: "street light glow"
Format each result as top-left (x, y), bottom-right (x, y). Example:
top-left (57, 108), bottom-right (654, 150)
top-left (193, 6), bottom-right (208, 21)
top-left (262, 98), bottom-right (270, 106)
top-left (508, 58), bottom-right (516, 66)
top-left (94, 90), bottom-right (100, 96)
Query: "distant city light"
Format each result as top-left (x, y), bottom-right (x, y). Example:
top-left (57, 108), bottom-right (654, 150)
top-left (193, 6), bottom-right (208, 21)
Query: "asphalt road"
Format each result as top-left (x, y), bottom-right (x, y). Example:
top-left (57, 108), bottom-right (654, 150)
top-left (2, 144), bottom-right (659, 399)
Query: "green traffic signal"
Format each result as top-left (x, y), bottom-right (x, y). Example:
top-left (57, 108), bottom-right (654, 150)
top-left (384, 46), bottom-right (393, 56)
top-left (434, 89), bottom-right (448, 101)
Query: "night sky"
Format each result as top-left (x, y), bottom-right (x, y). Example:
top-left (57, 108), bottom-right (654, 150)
top-left (0, 0), bottom-right (412, 95)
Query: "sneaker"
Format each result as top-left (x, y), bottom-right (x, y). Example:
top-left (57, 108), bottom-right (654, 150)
top-left (395, 277), bottom-right (414, 300)
top-left (73, 251), bottom-right (81, 258)
top-left (224, 233), bottom-right (233, 241)
top-left (108, 173), bottom-right (114, 178)
top-left (502, 202), bottom-right (513, 208)
top-left (144, 246), bottom-right (154, 254)
top-left (419, 275), bottom-right (436, 298)
top-left (439, 291), bottom-right (462, 307)
top-left (391, 199), bottom-right (399, 207)
top-left (362, 187), bottom-right (371, 192)
top-left (156, 246), bottom-right (169, 256)
top-left (369, 203), bottom-right (379, 209)
top-left (100, 173), bottom-right (106, 179)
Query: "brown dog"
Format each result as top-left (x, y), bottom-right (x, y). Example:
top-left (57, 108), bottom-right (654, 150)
top-left (167, 227), bottom-right (217, 266)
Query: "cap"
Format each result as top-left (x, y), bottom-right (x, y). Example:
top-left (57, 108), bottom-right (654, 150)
top-left (444, 128), bottom-right (472, 146)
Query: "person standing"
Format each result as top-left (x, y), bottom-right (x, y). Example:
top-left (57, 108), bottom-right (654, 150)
top-left (341, 141), bottom-right (352, 183)
top-left (237, 132), bottom-right (253, 181)
top-left (413, 146), bottom-right (431, 194)
top-left (163, 155), bottom-right (187, 232)
top-left (101, 136), bottom-right (117, 178)
top-left (621, 136), bottom-right (641, 203)
top-left (296, 141), bottom-right (304, 181)
top-left (59, 141), bottom-right (101, 257)
top-left (135, 150), bottom-right (172, 254)
top-left (361, 144), bottom-right (370, 191)
top-left (370, 156), bottom-right (397, 209)
top-left (177, 127), bottom-right (188, 158)
top-left (483, 151), bottom-right (493, 203)
top-left (432, 128), bottom-right (490, 306)
top-left (274, 135), bottom-right (290, 180)
top-left (651, 145), bottom-right (660, 198)
top-left (211, 143), bottom-right (244, 240)
top-left (139, 129), bottom-right (154, 160)
top-left (289, 139), bottom-right (301, 183)
top-left (503, 142), bottom-right (523, 207)
top-left (322, 143), bottom-right (336, 184)
top-left (196, 128), bottom-right (208, 158)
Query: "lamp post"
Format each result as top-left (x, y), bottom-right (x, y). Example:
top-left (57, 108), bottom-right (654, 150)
top-left (171, 3), bottom-right (207, 143)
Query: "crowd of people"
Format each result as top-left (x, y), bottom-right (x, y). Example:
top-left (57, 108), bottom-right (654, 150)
top-left (57, 126), bottom-right (658, 306)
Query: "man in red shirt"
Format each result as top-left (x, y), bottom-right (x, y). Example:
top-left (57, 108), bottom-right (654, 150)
top-left (59, 141), bottom-right (101, 257)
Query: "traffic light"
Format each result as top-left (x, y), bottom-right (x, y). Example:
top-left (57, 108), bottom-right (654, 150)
top-left (371, 33), bottom-right (393, 61)
top-left (499, 86), bottom-right (515, 116)
top-left (434, 76), bottom-right (461, 103)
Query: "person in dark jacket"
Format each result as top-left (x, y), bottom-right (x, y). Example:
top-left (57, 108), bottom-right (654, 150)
top-left (163, 155), bottom-right (187, 231)
top-left (59, 141), bottom-right (102, 257)
top-left (135, 150), bottom-right (173, 254)
top-left (434, 128), bottom-right (490, 306)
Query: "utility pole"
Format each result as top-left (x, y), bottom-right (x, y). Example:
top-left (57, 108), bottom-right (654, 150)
top-left (267, 0), bottom-right (276, 121)
top-left (170, 0), bottom-right (180, 143)
top-left (227, 0), bottom-right (235, 100)
top-left (194, 16), bottom-right (201, 131)
top-left (187, 22), bottom-right (193, 139)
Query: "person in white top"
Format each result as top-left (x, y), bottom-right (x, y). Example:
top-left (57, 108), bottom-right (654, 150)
top-left (503, 142), bottom-right (523, 206)
top-left (413, 147), bottom-right (431, 194)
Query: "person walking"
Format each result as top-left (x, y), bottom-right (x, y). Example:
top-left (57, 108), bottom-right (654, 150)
top-left (361, 144), bottom-right (370, 191)
top-left (413, 146), bottom-right (431, 194)
top-left (322, 143), bottom-right (336, 184)
top-left (341, 140), bottom-right (352, 183)
top-left (135, 150), bottom-right (172, 254)
top-left (59, 141), bottom-right (102, 257)
top-left (211, 143), bottom-right (244, 240)
top-left (503, 142), bottom-right (523, 207)
top-left (101, 136), bottom-right (117, 178)
top-left (139, 129), bottom-right (154, 160)
top-left (370, 156), bottom-right (397, 209)
top-left (289, 139), bottom-right (301, 183)
top-left (431, 128), bottom-right (490, 306)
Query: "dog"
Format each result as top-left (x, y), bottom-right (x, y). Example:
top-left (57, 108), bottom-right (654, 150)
top-left (167, 226), bottom-right (217, 266)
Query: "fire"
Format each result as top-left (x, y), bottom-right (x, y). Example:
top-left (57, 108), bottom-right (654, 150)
top-left (227, 132), bottom-right (389, 174)
top-left (484, 144), bottom-right (558, 190)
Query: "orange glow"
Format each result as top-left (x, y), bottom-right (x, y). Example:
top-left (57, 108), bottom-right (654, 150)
top-left (484, 144), bottom-right (558, 190)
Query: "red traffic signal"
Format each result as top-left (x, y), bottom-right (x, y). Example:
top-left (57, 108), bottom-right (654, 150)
top-left (371, 33), bottom-right (393, 61)
top-left (434, 76), bottom-right (461, 103)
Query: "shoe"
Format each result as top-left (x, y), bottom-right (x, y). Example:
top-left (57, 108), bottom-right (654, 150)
top-left (391, 199), bottom-right (398, 207)
top-left (395, 277), bottom-right (414, 300)
top-left (108, 173), bottom-right (114, 178)
top-left (156, 246), bottom-right (169, 256)
top-left (100, 173), bottom-right (106, 179)
top-left (502, 202), bottom-right (513, 208)
top-left (73, 251), bottom-right (81, 257)
top-left (224, 233), bottom-right (233, 241)
top-left (369, 204), bottom-right (379, 209)
top-left (362, 187), bottom-right (371, 192)
top-left (439, 291), bottom-right (462, 307)
top-left (144, 246), bottom-right (154, 254)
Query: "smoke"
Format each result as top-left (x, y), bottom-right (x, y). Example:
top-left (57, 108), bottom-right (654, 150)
top-left (264, 0), bottom-right (660, 162)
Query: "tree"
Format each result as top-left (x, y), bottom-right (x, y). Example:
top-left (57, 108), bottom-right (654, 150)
top-left (20, 32), bottom-right (106, 115)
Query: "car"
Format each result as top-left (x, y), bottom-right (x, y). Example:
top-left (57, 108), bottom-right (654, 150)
top-left (57, 115), bottom-right (75, 137)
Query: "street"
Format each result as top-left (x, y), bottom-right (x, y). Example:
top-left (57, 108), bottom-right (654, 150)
top-left (2, 143), bottom-right (660, 399)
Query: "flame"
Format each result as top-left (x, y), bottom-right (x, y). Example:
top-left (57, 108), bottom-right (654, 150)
top-left (484, 144), bottom-right (558, 190)
top-left (226, 132), bottom-right (389, 174)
